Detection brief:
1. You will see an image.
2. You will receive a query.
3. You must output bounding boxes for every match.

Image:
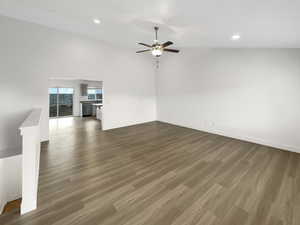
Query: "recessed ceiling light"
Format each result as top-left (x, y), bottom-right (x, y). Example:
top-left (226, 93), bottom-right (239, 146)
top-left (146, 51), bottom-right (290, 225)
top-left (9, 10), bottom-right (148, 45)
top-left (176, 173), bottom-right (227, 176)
top-left (93, 18), bottom-right (101, 24)
top-left (231, 34), bottom-right (241, 41)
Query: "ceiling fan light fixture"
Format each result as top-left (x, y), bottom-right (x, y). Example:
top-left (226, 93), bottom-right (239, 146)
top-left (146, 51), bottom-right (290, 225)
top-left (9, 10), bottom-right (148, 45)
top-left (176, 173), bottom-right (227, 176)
top-left (93, 18), bottom-right (101, 24)
top-left (151, 49), bottom-right (162, 56)
top-left (151, 45), bottom-right (163, 57)
top-left (231, 34), bottom-right (241, 40)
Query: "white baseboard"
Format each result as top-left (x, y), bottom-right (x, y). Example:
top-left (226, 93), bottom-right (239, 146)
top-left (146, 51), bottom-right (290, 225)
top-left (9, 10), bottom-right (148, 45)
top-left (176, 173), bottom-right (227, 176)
top-left (103, 119), bottom-right (157, 131)
top-left (0, 198), bottom-right (5, 214)
top-left (158, 120), bottom-right (300, 154)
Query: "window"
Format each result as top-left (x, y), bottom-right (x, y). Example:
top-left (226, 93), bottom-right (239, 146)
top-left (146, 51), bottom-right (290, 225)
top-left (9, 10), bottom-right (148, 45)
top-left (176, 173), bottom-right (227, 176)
top-left (49, 88), bottom-right (74, 95)
top-left (49, 88), bottom-right (74, 117)
top-left (88, 88), bottom-right (102, 100)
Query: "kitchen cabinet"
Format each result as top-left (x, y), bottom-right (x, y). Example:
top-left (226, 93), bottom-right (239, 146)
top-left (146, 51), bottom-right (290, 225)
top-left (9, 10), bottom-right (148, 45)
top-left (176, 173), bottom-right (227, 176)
top-left (82, 103), bottom-right (92, 116)
top-left (96, 107), bottom-right (102, 120)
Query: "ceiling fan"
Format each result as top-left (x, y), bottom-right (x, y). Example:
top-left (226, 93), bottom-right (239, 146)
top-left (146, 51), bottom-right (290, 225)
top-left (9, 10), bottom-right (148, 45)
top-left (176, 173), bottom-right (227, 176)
top-left (136, 26), bottom-right (180, 57)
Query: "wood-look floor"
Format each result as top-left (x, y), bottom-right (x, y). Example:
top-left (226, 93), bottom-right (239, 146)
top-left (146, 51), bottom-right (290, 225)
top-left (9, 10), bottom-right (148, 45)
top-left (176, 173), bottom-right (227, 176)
top-left (1, 117), bottom-right (300, 225)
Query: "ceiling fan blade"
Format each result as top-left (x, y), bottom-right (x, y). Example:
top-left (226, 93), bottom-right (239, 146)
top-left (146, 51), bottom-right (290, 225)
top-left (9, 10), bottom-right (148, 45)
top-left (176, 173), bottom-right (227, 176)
top-left (138, 43), bottom-right (152, 48)
top-left (136, 49), bottom-right (151, 53)
top-left (164, 48), bottom-right (180, 53)
top-left (162, 41), bottom-right (173, 48)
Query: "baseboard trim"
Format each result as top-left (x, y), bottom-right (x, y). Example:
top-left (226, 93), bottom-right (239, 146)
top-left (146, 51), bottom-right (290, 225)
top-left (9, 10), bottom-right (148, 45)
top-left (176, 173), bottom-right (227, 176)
top-left (0, 200), bottom-right (5, 215)
top-left (103, 120), bottom-right (157, 131)
top-left (158, 120), bottom-right (300, 154)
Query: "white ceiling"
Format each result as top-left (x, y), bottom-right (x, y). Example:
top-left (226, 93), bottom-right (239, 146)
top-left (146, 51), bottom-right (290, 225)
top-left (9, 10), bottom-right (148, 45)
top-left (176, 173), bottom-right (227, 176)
top-left (1, 0), bottom-right (300, 48)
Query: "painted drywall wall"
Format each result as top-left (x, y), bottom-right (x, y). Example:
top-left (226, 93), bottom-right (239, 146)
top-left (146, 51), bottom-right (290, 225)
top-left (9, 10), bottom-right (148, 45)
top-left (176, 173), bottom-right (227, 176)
top-left (0, 155), bottom-right (22, 213)
top-left (157, 48), bottom-right (300, 153)
top-left (0, 16), bottom-right (156, 153)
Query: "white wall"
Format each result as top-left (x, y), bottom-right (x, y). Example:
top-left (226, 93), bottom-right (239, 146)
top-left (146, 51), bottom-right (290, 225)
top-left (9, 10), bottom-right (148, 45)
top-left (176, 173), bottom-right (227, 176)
top-left (0, 16), bottom-right (156, 153)
top-left (0, 155), bottom-right (22, 213)
top-left (157, 48), bottom-right (300, 153)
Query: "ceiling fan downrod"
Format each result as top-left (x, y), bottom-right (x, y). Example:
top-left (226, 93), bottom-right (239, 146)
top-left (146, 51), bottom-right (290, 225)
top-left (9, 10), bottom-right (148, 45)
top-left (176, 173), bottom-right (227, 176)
top-left (154, 26), bottom-right (159, 42)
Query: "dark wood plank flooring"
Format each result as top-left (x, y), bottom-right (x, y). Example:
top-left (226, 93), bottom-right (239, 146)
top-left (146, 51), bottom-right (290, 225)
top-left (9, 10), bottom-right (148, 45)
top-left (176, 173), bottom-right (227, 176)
top-left (1, 117), bottom-right (300, 225)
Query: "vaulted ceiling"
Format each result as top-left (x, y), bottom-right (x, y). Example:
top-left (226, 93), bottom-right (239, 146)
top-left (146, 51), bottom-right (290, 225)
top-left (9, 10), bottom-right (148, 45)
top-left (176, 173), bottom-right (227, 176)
top-left (1, 0), bottom-right (300, 48)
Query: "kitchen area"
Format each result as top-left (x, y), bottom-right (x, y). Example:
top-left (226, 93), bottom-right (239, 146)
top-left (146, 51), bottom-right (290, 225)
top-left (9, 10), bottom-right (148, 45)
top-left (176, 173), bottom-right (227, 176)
top-left (49, 78), bottom-right (103, 122)
top-left (80, 82), bottom-right (103, 120)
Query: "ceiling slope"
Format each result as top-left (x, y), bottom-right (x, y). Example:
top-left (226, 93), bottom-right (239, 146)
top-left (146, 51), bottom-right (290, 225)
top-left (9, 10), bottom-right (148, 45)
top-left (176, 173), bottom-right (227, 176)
top-left (0, 0), bottom-right (300, 48)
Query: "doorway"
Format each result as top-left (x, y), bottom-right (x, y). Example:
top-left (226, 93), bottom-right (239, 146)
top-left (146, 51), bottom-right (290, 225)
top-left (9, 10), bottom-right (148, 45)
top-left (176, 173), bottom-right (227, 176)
top-left (49, 87), bottom-right (74, 117)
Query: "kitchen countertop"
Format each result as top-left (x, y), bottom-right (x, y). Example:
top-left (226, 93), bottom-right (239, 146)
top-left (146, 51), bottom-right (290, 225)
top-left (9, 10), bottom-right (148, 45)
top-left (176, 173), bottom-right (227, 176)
top-left (80, 101), bottom-right (102, 104)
